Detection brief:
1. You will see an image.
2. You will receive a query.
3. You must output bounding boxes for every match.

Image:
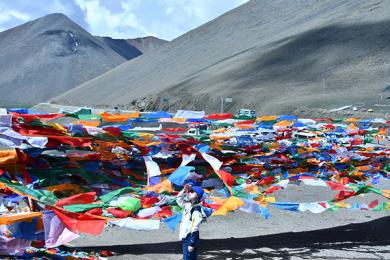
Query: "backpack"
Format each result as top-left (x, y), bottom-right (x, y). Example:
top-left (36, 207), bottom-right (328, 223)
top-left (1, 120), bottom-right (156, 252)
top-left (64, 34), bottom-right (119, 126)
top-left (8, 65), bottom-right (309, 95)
top-left (190, 206), bottom-right (207, 222)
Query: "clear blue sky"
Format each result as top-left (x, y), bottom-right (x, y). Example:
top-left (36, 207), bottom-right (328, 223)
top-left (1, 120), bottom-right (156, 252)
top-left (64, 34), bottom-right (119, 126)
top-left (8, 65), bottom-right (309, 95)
top-left (0, 0), bottom-right (248, 40)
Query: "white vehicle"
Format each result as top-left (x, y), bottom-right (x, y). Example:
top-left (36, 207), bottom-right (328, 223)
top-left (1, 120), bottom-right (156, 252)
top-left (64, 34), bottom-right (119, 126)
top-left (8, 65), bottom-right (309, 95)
top-left (227, 137), bottom-right (238, 145)
top-left (249, 129), bottom-right (275, 143)
top-left (130, 124), bottom-right (162, 132)
top-left (292, 132), bottom-right (317, 139)
top-left (292, 132), bottom-right (326, 144)
top-left (186, 124), bottom-right (210, 135)
top-left (186, 128), bottom-right (200, 135)
top-left (237, 109), bottom-right (256, 118)
top-left (256, 129), bottom-right (275, 136)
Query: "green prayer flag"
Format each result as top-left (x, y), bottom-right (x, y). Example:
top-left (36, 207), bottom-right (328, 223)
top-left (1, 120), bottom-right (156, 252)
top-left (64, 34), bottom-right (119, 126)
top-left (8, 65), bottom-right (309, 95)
top-left (63, 203), bottom-right (104, 213)
top-left (99, 187), bottom-right (141, 203)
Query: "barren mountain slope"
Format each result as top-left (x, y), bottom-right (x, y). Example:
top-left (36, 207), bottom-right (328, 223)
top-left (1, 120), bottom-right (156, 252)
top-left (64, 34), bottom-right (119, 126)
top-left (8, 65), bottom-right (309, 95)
top-left (0, 13), bottom-right (137, 105)
top-left (52, 0), bottom-right (390, 114)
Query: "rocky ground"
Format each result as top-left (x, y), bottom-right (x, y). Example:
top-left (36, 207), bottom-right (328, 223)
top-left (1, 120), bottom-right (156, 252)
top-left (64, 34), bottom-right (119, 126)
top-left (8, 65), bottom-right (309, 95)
top-left (69, 182), bottom-right (390, 260)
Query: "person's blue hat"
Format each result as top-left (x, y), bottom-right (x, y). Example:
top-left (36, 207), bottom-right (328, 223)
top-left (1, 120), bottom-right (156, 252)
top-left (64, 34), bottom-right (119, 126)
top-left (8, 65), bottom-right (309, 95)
top-left (191, 186), bottom-right (204, 201)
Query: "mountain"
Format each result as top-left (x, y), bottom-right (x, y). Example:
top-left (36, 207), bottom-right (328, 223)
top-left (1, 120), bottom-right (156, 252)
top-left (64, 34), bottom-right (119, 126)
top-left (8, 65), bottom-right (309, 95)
top-left (0, 13), bottom-right (143, 106)
top-left (126, 36), bottom-right (168, 54)
top-left (52, 0), bottom-right (390, 115)
top-left (95, 36), bottom-right (167, 58)
top-left (95, 36), bottom-right (142, 60)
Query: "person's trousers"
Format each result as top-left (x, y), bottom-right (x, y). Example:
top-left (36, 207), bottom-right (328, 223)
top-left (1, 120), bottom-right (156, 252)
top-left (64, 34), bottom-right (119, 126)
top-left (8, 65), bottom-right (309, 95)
top-left (182, 234), bottom-right (199, 260)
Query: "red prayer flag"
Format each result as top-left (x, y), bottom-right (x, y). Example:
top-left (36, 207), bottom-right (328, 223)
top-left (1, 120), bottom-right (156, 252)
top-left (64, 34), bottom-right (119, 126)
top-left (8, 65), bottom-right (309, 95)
top-left (56, 192), bottom-right (96, 207)
top-left (264, 186), bottom-right (282, 194)
top-left (53, 208), bottom-right (106, 236)
top-left (204, 113), bottom-right (233, 120)
top-left (333, 191), bottom-right (356, 201)
top-left (368, 199), bottom-right (379, 209)
top-left (12, 113), bottom-right (65, 123)
top-left (152, 206), bottom-right (172, 219)
top-left (85, 208), bottom-right (103, 216)
top-left (216, 170), bottom-right (235, 187)
top-left (106, 208), bottom-right (132, 218)
top-left (326, 181), bottom-right (346, 191)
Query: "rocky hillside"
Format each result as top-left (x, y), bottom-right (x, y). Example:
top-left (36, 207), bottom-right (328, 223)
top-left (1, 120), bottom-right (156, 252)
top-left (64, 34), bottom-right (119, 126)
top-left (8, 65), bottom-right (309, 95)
top-left (52, 0), bottom-right (390, 115)
top-left (0, 13), bottom-right (165, 106)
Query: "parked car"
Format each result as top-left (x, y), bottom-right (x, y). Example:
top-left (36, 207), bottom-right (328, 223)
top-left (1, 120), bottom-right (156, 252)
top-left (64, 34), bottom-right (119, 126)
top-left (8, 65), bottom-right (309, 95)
top-left (236, 109), bottom-right (256, 118)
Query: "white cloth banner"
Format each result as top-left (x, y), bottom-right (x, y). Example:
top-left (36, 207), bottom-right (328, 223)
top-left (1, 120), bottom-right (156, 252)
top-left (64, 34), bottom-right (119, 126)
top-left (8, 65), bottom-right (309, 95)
top-left (180, 153), bottom-right (196, 166)
top-left (25, 136), bottom-right (48, 148)
top-left (85, 126), bottom-right (106, 136)
top-left (0, 127), bottom-right (47, 148)
top-left (174, 110), bottom-right (205, 119)
top-left (371, 118), bottom-right (386, 123)
top-left (301, 178), bottom-right (328, 187)
top-left (137, 206), bottom-right (162, 218)
top-left (298, 119), bottom-right (316, 125)
top-left (298, 202), bottom-right (328, 213)
top-left (155, 195), bottom-right (174, 206)
top-left (201, 153), bottom-right (222, 172)
top-left (110, 218), bottom-right (160, 231)
top-left (239, 199), bottom-right (262, 214)
top-left (0, 115), bottom-right (12, 128)
top-left (275, 179), bottom-right (289, 189)
top-left (144, 156), bottom-right (161, 178)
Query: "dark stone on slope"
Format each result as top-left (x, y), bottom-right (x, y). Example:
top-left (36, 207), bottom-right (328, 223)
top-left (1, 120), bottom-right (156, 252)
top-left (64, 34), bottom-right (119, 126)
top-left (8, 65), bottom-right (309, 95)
top-left (96, 36), bottom-right (142, 60)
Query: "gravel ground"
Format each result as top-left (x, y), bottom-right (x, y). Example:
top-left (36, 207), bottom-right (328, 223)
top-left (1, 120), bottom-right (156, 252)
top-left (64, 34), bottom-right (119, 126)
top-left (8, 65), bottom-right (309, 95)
top-left (69, 181), bottom-right (390, 260)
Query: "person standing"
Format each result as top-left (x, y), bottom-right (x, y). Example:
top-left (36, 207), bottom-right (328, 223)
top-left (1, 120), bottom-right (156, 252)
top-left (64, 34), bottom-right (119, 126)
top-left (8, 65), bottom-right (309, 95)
top-left (176, 184), bottom-right (205, 260)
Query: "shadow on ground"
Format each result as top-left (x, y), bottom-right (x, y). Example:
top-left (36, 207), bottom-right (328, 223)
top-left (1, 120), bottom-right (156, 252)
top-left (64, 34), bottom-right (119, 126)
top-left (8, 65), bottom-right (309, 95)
top-left (73, 216), bottom-right (390, 259)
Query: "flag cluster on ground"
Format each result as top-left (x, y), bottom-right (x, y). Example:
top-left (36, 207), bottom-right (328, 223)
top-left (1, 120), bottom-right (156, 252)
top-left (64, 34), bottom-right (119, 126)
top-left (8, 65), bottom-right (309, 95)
top-left (0, 108), bottom-right (389, 257)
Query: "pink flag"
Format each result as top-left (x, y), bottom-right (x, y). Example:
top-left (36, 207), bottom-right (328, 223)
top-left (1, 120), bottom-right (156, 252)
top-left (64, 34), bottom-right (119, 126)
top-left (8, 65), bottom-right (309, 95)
top-left (0, 237), bottom-right (30, 256)
top-left (42, 211), bottom-right (79, 248)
